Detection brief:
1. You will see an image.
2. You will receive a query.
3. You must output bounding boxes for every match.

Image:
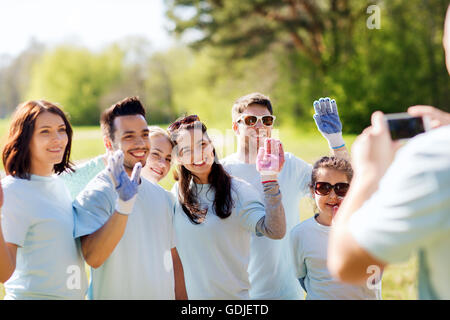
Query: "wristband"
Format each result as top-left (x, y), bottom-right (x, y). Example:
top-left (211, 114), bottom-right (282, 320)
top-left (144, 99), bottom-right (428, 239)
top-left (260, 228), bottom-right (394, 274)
top-left (323, 132), bottom-right (345, 149)
top-left (115, 194), bottom-right (137, 215)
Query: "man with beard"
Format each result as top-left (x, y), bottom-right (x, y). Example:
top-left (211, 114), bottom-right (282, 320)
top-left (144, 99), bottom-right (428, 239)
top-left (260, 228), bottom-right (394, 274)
top-left (73, 97), bottom-right (185, 299)
top-left (221, 93), bottom-right (348, 299)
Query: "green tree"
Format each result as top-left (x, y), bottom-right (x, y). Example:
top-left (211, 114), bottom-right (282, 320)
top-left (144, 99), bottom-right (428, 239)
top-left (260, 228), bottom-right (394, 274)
top-left (166, 0), bottom-right (450, 133)
top-left (26, 45), bottom-right (124, 125)
top-left (0, 40), bottom-right (44, 117)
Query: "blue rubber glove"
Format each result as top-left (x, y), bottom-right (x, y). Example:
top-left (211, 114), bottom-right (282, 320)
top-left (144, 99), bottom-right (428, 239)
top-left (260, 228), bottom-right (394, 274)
top-left (106, 150), bottom-right (142, 215)
top-left (313, 97), bottom-right (345, 149)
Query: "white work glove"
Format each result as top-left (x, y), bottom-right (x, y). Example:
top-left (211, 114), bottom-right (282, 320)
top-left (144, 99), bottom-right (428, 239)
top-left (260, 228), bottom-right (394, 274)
top-left (313, 97), bottom-right (345, 149)
top-left (106, 150), bottom-right (142, 215)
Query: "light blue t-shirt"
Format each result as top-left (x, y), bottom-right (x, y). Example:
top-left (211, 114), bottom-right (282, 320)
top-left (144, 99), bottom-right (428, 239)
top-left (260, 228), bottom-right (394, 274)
top-left (172, 178), bottom-right (265, 299)
top-left (61, 155), bottom-right (106, 200)
top-left (349, 125), bottom-right (450, 300)
top-left (73, 170), bottom-right (176, 299)
top-left (221, 152), bottom-right (312, 299)
top-left (291, 216), bottom-right (382, 300)
top-left (1, 174), bottom-right (87, 300)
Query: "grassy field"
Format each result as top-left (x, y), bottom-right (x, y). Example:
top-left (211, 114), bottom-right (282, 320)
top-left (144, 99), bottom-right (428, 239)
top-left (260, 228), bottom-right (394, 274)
top-left (0, 121), bottom-right (418, 300)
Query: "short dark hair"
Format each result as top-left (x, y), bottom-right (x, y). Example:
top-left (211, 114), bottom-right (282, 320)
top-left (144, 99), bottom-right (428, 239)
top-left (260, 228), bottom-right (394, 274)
top-left (100, 96), bottom-right (146, 141)
top-left (2, 100), bottom-right (74, 179)
top-left (232, 92), bottom-right (273, 122)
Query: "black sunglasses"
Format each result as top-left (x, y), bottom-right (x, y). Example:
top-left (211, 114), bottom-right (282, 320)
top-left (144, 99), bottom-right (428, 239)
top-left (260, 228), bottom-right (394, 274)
top-left (168, 115), bottom-right (199, 132)
top-left (314, 182), bottom-right (350, 197)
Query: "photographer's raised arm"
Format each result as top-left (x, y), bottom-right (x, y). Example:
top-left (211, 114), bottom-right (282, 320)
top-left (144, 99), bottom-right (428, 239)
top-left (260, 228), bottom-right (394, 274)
top-left (407, 105), bottom-right (450, 128)
top-left (328, 112), bottom-right (395, 283)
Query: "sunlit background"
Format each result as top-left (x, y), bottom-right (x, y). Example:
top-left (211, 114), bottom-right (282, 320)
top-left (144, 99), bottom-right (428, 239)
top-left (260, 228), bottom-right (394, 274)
top-left (1, 0), bottom-right (448, 130)
top-left (1, 0), bottom-right (449, 300)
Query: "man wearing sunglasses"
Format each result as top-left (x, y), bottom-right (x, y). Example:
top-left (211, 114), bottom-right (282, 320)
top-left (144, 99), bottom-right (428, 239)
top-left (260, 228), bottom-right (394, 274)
top-left (221, 92), bottom-right (349, 300)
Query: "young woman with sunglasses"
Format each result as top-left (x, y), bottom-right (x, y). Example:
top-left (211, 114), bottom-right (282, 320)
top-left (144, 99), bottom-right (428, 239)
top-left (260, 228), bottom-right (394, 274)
top-left (289, 156), bottom-right (382, 299)
top-left (0, 100), bottom-right (87, 299)
top-left (168, 115), bottom-right (286, 299)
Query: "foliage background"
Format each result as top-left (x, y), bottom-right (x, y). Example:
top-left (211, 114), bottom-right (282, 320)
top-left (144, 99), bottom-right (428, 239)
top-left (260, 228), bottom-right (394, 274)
top-left (0, 0), bottom-right (448, 130)
top-left (0, 0), bottom-right (447, 300)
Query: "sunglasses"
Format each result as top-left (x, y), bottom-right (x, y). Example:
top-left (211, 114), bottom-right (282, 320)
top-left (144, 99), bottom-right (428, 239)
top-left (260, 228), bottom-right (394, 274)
top-left (168, 115), bottom-right (199, 132)
top-left (237, 114), bottom-right (276, 127)
top-left (314, 182), bottom-right (350, 197)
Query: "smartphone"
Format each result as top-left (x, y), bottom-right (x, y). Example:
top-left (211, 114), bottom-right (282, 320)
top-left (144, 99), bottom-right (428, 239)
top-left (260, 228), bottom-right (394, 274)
top-left (384, 113), bottom-right (430, 141)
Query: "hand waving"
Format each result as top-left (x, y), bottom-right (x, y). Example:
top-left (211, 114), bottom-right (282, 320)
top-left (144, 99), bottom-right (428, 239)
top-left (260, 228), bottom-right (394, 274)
top-left (313, 97), bottom-right (345, 149)
top-left (256, 138), bottom-right (285, 180)
top-left (106, 150), bottom-right (142, 214)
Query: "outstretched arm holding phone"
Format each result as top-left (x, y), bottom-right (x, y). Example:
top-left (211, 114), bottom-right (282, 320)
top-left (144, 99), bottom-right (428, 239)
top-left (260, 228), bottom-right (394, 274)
top-left (328, 107), bottom-right (450, 285)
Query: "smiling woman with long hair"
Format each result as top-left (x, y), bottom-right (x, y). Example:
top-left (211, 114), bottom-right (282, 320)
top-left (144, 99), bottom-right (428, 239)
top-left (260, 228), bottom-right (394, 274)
top-left (169, 115), bottom-right (286, 299)
top-left (0, 100), bottom-right (87, 299)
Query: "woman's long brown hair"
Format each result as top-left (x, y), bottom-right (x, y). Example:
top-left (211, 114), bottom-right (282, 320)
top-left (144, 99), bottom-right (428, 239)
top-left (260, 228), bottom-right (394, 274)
top-left (2, 100), bottom-right (74, 179)
top-left (171, 121), bottom-right (234, 224)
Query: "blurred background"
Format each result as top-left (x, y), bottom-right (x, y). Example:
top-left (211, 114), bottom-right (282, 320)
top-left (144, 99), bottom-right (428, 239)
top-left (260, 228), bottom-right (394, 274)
top-left (0, 0), bottom-right (449, 300)
top-left (0, 0), bottom-right (448, 132)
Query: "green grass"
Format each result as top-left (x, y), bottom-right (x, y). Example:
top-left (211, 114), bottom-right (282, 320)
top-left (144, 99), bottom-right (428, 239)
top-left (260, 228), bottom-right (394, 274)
top-left (0, 123), bottom-right (418, 300)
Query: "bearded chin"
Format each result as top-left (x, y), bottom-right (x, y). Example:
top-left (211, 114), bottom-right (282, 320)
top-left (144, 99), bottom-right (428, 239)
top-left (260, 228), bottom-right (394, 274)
top-left (123, 157), bottom-right (145, 172)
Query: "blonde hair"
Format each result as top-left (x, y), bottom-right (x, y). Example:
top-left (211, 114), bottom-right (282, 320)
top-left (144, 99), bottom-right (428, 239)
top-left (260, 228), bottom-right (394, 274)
top-left (148, 126), bottom-right (174, 147)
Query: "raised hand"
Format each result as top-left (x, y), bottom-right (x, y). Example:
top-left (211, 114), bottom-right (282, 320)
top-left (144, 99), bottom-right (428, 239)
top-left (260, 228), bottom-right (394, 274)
top-left (407, 105), bottom-right (450, 129)
top-left (106, 150), bottom-right (142, 215)
top-left (351, 111), bottom-right (402, 182)
top-left (313, 97), bottom-right (345, 149)
top-left (256, 138), bottom-right (285, 178)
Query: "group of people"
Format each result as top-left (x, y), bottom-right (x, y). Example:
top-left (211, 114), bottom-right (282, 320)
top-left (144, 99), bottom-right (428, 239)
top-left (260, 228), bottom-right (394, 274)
top-left (0, 91), bottom-right (352, 300)
top-left (0, 5), bottom-right (449, 301)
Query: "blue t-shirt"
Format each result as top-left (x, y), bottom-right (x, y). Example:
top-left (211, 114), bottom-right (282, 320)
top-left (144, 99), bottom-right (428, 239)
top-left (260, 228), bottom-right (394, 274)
top-left (60, 155), bottom-right (106, 200)
top-left (73, 171), bottom-right (176, 299)
top-left (349, 125), bottom-right (450, 299)
top-left (221, 152), bottom-right (312, 299)
top-left (172, 178), bottom-right (265, 299)
top-left (1, 174), bottom-right (87, 300)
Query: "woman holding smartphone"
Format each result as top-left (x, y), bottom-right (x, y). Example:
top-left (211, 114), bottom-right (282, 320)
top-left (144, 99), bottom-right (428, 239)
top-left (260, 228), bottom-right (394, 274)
top-left (0, 100), bottom-right (87, 299)
top-left (168, 115), bottom-right (286, 299)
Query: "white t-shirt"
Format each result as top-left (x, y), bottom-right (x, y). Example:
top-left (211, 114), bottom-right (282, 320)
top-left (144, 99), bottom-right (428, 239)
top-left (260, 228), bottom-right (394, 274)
top-left (291, 216), bottom-right (382, 300)
top-left (73, 171), bottom-right (176, 299)
top-left (1, 174), bottom-right (87, 300)
top-left (349, 126), bottom-right (450, 300)
top-left (221, 152), bottom-right (312, 299)
top-left (172, 178), bottom-right (265, 299)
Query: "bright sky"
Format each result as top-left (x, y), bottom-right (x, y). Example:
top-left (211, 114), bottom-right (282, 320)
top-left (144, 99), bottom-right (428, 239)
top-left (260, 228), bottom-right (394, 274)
top-left (0, 0), bottom-right (173, 57)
